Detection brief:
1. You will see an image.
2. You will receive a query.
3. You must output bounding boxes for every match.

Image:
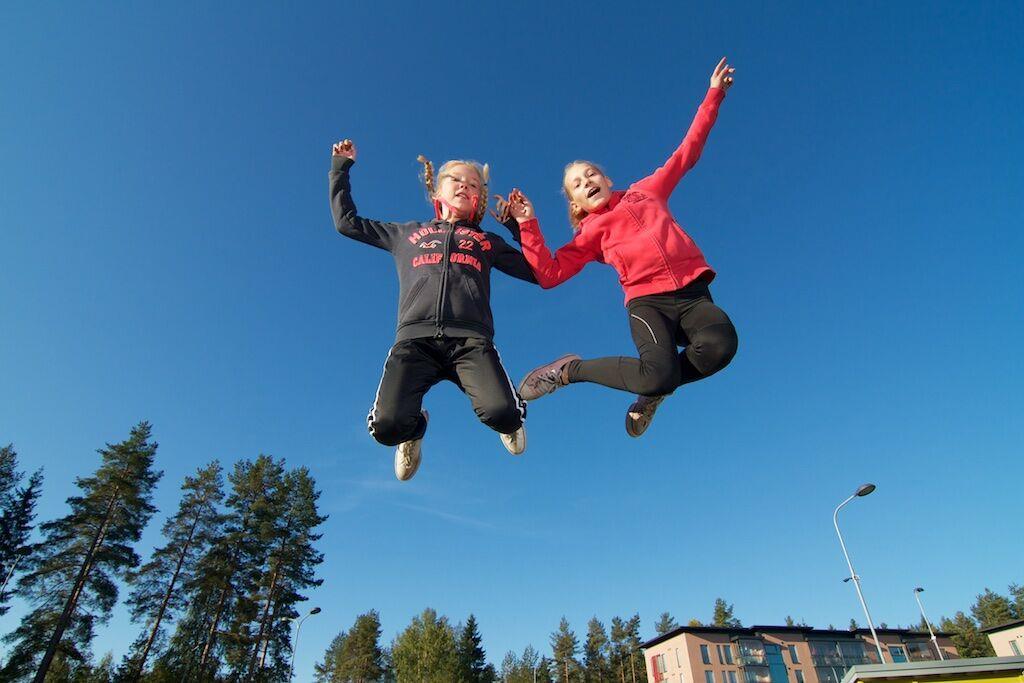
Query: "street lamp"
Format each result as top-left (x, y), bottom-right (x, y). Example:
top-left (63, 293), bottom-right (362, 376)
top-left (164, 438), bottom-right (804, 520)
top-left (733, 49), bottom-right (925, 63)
top-left (833, 483), bottom-right (885, 663)
top-left (913, 588), bottom-right (945, 660)
top-left (287, 606), bottom-right (321, 680)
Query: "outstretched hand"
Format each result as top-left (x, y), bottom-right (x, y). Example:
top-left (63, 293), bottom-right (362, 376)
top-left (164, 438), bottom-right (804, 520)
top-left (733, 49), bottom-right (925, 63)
top-left (710, 57), bottom-right (735, 91)
top-left (492, 189), bottom-right (535, 224)
top-left (332, 139), bottom-right (357, 160)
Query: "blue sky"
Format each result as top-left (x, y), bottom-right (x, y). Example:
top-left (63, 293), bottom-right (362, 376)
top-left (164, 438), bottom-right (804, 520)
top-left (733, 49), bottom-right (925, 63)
top-left (2, 0), bottom-right (1022, 678)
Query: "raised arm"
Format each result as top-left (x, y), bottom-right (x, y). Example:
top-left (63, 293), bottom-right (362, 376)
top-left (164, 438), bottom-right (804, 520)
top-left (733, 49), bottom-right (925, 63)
top-left (633, 58), bottom-right (735, 199)
top-left (499, 190), bottom-right (601, 289)
top-left (328, 139), bottom-right (406, 251)
top-left (488, 233), bottom-right (539, 285)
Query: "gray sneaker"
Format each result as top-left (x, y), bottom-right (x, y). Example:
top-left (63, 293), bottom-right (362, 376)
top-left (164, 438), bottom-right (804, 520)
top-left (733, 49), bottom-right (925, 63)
top-left (518, 354), bottom-right (581, 401)
top-left (625, 395), bottom-right (666, 437)
top-left (394, 410), bottom-right (428, 481)
top-left (500, 425), bottom-right (527, 455)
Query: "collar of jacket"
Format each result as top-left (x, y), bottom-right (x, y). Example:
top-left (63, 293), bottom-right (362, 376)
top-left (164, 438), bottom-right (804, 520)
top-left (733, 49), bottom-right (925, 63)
top-left (579, 191), bottom-right (625, 229)
top-left (428, 218), bottom-right (483, 231)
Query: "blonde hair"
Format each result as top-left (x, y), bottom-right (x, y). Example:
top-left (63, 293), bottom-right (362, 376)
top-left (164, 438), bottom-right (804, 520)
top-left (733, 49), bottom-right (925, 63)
top-left (562, 160), bottom-right (607, 230)
top-left (417, 155), bottom-right (489, 224)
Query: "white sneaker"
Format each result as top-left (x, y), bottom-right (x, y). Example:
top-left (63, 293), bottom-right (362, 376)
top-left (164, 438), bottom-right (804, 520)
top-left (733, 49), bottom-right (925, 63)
top-left (625, 395), bottom-right (666, 437)
top-left (500, 425), bottom-right (527, 455)
top-left (394, 410), bottom-right (428, 481)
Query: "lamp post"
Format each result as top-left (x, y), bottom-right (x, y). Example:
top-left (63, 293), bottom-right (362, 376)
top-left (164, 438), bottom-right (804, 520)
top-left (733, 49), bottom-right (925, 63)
top-left (833, 483), bottom-right (885, 663)
top-left (913, 588), bottom-right (945, 660)
top-left (287, 606), bottom-right (321, 680)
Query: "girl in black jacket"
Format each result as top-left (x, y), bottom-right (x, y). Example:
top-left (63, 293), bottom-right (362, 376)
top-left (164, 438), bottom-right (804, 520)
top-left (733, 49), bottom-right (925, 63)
top-left (329, 139), bottom-right (536, 481)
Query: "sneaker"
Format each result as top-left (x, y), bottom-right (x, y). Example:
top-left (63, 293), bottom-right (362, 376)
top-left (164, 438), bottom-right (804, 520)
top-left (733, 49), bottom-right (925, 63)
top-left (500, 425), bottom-right (527, 455)
top-left (625, 395), bottom-right (666, 437)
top-left (518, 354), bottom-right (581, 401)
top-left (394, 410), bottom-right (428, 481)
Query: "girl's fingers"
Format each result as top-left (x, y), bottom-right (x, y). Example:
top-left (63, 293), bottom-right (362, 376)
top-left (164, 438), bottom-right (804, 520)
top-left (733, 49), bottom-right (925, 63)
top-left (714, 56), bottom-right (727, 74)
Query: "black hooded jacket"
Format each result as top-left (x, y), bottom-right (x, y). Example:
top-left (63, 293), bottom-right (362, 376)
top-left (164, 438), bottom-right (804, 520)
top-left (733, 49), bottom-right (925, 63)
top-left (329, 156), bottom-right (536, 342)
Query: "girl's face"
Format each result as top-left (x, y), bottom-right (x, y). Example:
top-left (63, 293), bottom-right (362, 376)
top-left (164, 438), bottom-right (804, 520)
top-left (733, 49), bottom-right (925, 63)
top-left (435, 163), bottom-right (482, 220)
top-left (565, 163), bottom-right (613, 216)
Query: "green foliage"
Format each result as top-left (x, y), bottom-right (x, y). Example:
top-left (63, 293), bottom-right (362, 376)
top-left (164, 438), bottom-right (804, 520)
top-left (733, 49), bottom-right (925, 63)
top-left (939, 612), bottom-right (995, 658)
top-left (500, 645), bottom-right (541, 683)
top-left (654, 612), bottom-right (679, 636)
top-left (457, 614), bottom-right (495, 683)
top-left (0, 443), bottom-right (43, 617)
top-left (583, 617), bottom-right (611, 682)
top-left (2, 423), bottom-right (162, 680)
top-left (550, 616), bottom-right (580, 682)
top-left (971, 588), bottom-right (1017, 629)
top-left (391, 607), bottom-right (459, 682)
top-left (314, 630), bottom-right (348, 681)
top-left (712, 598), bottom-right (741, 628)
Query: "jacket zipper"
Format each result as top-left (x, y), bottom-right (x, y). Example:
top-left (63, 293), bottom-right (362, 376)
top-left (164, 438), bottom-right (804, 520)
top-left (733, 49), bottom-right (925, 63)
top-left (625, 205), bottom-right (680, 289)
top-left (434, 223), bottom-right (453, 338)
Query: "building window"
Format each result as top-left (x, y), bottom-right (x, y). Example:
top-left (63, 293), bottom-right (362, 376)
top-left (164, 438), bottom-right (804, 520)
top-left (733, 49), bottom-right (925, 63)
top-left (702, 645), bottom-right (712, 665)
top-left (905, 641), bottom-right (936, 661)
top-left (722, 671), bottom-right (729, 683)
top-left (677, 648), bottom-right (683, 667)
top-left (815, 667), bottom-right (839, 683)
top-left (795, 672), bottom-right (805, 683)
top-left (1009, 640), bottom-right (1021, 656)
top-left (706, 671), bottom-right (715, 683)
top-left (888, 646), bottom-right (907, 663)
top-left (788, 645), bottom-right (800, 664)
top-left (656, 655), bottom-right (667, 674)
top-left (724, 645), bottom-right (735, 665)
top-left (728, 671), bottom-right (738, 683)
top-left (744, 667), bottom-right (771, 683)
top-left (718, 645), bottom-right (725, 665)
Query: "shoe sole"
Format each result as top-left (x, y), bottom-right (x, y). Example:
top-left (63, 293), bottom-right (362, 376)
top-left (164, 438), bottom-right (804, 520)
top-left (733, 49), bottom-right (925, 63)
top-left (625, 399), bottom-right (663, 438)
top-left (395, 410), bottom-right (428, 480)
top-left (501, 428), bottom-right (526, 455)
top-left (517, 354), bottom-right (580, 400)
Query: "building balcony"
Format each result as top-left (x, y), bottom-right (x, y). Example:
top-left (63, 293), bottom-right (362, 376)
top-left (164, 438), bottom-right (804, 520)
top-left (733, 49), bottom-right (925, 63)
top-left (737, 654), bottom-right (768, 667)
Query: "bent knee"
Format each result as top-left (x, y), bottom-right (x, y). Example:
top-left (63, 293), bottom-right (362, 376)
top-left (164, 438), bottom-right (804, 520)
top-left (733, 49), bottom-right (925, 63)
top-left (693, 323), bottom-right (738, 375)
top-left (476, 399), bottom-right (524, 434)
top-left (369, 413), bottom-right (417, 447)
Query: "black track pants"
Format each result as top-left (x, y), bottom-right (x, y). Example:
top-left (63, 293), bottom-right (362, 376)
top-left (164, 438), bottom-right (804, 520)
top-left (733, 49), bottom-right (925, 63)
top-left (567, 281), bottom-right (738, 397)
top-left (367, 336), bottom-right (526, 447)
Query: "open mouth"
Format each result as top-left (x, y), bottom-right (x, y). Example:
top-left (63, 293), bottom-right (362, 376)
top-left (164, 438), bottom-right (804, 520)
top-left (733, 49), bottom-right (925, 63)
top-left (455, 191), bottom-right (469, 200)
top-left (586, 187), bottom-right (600, 199)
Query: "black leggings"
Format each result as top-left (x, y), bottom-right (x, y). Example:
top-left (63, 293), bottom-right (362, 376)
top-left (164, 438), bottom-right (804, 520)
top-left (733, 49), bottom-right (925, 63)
top-left (367, 336), bottom-right (526, 446)
top-left (567, 281), bottom-right (738, 397)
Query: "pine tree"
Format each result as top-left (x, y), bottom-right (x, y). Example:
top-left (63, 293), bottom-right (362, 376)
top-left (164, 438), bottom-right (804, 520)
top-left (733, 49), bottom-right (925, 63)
top-left (551, 616), bottom-right (580, 682)
top-left (118, 461), bottom-right (224, 680)
top-left (313, 630), bottom-right (348, 682)
top-left (624, 614), bottom-right (647, 683)
top-left (340, 610), bottom-right (386, 682)
top-left (0, 444), bottom-right (43, 617)
top-left (712, 599), bottom-right (741, 628)
top-left (654, 613), bottom-right (678, 636)
top-left (971, 588), bottom-right (1016, 629)
top-left (584, 617), bottom-right (611, 682)
top-left (536, 656), bottom-right (556, 683)
top-left (610, 617), bottom-right (628, 683)
top-left (391, 608), bottom-right (459, 682)
top-left (456, 614), bottom-right (495, 683)
top-left (687, 619), bottom-right (703, 627)
top-left (939, 612), bottom-right (994, 658)
top-left (1, 423), bottom-right (162, 682)
top-left (849, 619), bottom-right (859, 631)
top-left (1009, 583), bottom-right (1024, 619)
top-left (784, 616), bottom-right (795, 627)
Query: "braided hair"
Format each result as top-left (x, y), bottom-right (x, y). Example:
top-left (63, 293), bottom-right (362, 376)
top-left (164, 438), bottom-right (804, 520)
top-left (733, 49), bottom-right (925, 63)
top-left (417, 155), bottom-right (489, 224)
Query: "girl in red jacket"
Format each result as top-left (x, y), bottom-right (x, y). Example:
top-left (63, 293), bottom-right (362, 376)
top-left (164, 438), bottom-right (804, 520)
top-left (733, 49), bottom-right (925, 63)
top-left (504, 58), bottom-right (738, 437)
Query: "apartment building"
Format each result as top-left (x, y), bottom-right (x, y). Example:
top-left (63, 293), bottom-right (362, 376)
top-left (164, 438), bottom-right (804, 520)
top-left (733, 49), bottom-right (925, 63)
top-left (980, 618), bottom-right (1024, 657)
top-left (641, 625), bottom-right (959, 683)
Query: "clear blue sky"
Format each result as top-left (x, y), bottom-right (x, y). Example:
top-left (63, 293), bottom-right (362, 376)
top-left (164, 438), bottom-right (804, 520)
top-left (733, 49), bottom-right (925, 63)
top-left (2, 1), bottom-right (1022, 678)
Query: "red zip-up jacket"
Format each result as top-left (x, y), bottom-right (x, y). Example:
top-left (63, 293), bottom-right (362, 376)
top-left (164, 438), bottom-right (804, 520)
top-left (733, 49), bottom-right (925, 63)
top-left (518, 86), bottom-right (725, 305)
